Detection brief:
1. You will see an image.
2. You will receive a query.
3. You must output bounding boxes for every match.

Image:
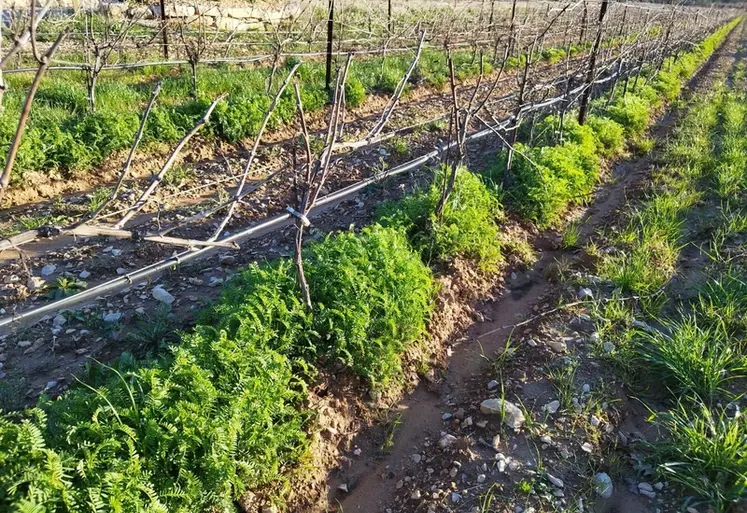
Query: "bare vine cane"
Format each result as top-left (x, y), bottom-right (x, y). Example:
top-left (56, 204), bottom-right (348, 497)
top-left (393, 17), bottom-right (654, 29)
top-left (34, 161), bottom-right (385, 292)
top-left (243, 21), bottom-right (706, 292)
top-left (292, 55), bottom-right (351, 307)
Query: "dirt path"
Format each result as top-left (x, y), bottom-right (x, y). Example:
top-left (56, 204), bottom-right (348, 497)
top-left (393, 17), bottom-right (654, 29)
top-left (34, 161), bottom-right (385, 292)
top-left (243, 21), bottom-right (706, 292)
top-left (330, 21), bottom-right (746, 513)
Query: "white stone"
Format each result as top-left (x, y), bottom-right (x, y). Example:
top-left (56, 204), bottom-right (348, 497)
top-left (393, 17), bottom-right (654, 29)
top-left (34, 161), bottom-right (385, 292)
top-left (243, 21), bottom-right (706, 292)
top-left (477, 474), bottom-right (486, 483)
top-left (547, 340), bottom-right (567, 353)
top-left (578, 287), bottom-right (593, 299)
top-left (480, 399), bottom-right (525, 429)
top-left (640, 489), bottom-right (656, 499)
top-left (638, 482), bottom-right (653, 492)
top-left (438, 434), bottom-right (458, 449)
top-left (491, 434), bottom-right (501, 451)
top-left (411, 490), bottom-right (422, 500)
top-left (547, 474), bottom-right (564, 488)
top-left (152, 287), bottom-right (176, 305)
top-left (41, 264), bottom-right (56, 276)
top-left (581, 442), bottom-right (594, 453)
top-left (103, 312), bottom-right (123, 323)
top-left (542, 400), bottom-right (561, 415)
top-left (593, 472), bottom-right (613, 498)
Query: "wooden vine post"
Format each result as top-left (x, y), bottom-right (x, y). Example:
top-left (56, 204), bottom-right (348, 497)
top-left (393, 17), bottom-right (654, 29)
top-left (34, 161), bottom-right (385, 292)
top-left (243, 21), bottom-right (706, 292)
top-left (160, 0), bottom-right (169, 59)
top-left (577, 0), bottom-right (609, 126)
top-left (325, 0), bottom-right (335, 91)
top-left (508, 0), bottom-right (518, 57)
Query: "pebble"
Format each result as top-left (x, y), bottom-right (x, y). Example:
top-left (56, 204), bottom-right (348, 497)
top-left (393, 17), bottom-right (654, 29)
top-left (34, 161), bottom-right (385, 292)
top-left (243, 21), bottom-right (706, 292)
top-left (638, 482), bottom-right (653, 492)
top-left (542, 400), bottom-right (561, 415)
top-left (578, 287), bottom-right (593, 299)
top-left (593, 472), bottom-right (613, 498)
top-left (116, 267), bottom-right (128, 275)
top-left (411, 490), bottom-right (421, 500)
top-left (476, 420), bottom-right (489, 428)
top-left (590, 415), bottom-right (601, 427)
top-left (454, 408), bottom-right (465, 420)
top-left (526, 338), bottom-right (538, 347)
top-left (477, 474), bottom-right (486, 483)
top-left (540, 434), bottom-right (552, 445)
top-left (547, 474), bottom-right (564, 488)
top-left (442, 412), bottom-right (453, 421)
top-left (480, 399), bottom-right (525, 429)
top-left (111, 249), bottom-right (122, 256)
top-left (487, 379), bottom-right (499, 390)
top-left (17, 341), bottom-right (32, 348)
top-left (45, 380), bottom-right (57, 390)
top-left (79, 270), bottom-right (91, 279)
top-left (547, 339), bottom-right (568, 353)
top-left (411, 454), bottom-right (422, 464)
top-left (686, 508), bottom-right (700, 513)
top-left (209, 277), bottom-right (224, 287)
top-left (219, 254), bottom-right (236, 266)
top-left (451, 492), bottom-right (462, 503)
top-left (581, 442), bottom-right (594, 453)
top-left (640, 489), bottom-right (656, 499)
top-left (41, 264), bottom-right (57, 276)
top-left (653, 482), bottom-right (664, 491)
top-left (27, 277), bottom-right (46, 291)
top-left (602, 341), bottom-right (616, 353)
top-left (53, 314), bottom-right (66, 327)
top-left (589, 332), bottom-right (601, 343)
top-left (135, 307), bottom-right (145, 315)
top-left (491, 434), bottom-right (501, 451)
top-left (438, 434), bottom-right (458, 450)
top-left (582, 383), bottom-right (591, 393)
top-left (103, 312), bottom-right (123, 323)
top-left (353, 448), bottom-right (361, 456)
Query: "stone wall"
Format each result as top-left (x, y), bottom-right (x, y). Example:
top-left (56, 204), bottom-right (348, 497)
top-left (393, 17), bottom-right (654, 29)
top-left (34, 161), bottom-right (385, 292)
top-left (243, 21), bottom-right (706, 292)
top-left (4, 0), bottom-right (297, 31)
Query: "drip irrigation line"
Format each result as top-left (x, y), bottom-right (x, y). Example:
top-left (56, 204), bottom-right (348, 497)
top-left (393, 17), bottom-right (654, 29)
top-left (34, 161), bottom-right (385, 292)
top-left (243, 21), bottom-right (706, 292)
top-left (0, 64), bottom-right (633, 329)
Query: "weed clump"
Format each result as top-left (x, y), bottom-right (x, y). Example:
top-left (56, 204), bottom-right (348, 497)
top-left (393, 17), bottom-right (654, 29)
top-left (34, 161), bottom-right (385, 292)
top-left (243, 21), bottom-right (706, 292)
top-left (378, 166), bottom-right (504, 272)
top-left (492, 139), bottom-right (600, 228)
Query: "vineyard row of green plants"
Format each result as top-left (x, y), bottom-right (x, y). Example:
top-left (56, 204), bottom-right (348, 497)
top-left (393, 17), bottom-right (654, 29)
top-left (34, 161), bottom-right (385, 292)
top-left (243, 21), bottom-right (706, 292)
top-left (0, 17), bottom-right (740, 513)
top-left (588, 66), bottom-right (747, 512)
top-left (0, 31), bottom-right (627, 182)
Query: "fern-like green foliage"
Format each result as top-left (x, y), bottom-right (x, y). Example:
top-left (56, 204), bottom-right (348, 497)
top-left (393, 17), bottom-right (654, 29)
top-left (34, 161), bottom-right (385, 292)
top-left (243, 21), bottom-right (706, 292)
top-left (491, 137), bottom-right (601, 228)
top-left (305, 225), bottom-right (435, 387)
top-left (378, 166), bottom-right (504, 272)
